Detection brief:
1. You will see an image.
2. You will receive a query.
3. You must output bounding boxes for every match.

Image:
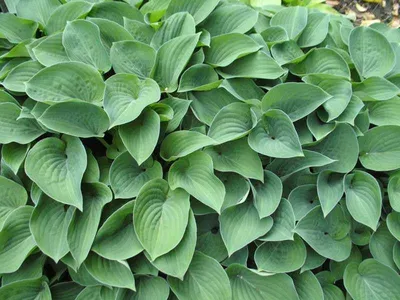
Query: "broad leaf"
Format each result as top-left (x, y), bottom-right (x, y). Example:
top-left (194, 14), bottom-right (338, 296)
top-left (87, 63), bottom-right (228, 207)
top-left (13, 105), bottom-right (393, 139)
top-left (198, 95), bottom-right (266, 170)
top-left (359, 125), bottom-right (400, 171)
top-left (110, 152), bottom-right (163, 199)
top-left (26, 62), bottom-right (105, 103)
top-left (226, 264), bottom-right (299, 300)
top-left (349, 26), bottom-right (395, 78)
top-left (152, 34), bottom-right (200, 92)
top-left (38, 101), bottom-right (110, 138)
top-left (168, 252), bottom-right (232, 300)
top-left (169, 151), bottom-right (225, 213)
top-left (204, 138), bottom-right (264, 181)
top-left (67, 183), bottom-right (112, 267)
top-left (104, 73), bottom-right (160, 127)
top-left (85, 253), bottom-right (136, 291)
top-left (261, 83), bottom-right (331, 121)
top-left (0, 206), bottom-right (36, 274)
top-left (25, 136), bottom-right (86, 210)
top-left (344, 259), bottom-right (400, 300)
top-left (220, 200), bottom-right (272, 255)
top-left (134, 178), bottom-right (190, 260)
top-left (30, 194), bottom-right (74, 262)
top-left (344, 171), bottom-right (382, 231)
top-left (120, 109), bottom-right (160, 165)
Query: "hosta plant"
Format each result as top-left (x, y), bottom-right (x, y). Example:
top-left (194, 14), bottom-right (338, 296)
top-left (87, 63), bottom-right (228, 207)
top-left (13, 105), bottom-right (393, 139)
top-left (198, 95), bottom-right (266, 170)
top-left (0, 0), bottom-right (400, 299)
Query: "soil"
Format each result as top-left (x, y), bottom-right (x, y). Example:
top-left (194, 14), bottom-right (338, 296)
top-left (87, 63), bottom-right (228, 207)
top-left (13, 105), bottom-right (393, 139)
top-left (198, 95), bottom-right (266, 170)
top-left (330, 0), bottom-right (399, 26)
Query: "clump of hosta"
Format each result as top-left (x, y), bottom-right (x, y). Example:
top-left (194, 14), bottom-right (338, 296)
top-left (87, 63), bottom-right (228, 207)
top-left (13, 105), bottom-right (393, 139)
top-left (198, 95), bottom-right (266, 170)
top-left (1, 0), bottom-right (400, 299)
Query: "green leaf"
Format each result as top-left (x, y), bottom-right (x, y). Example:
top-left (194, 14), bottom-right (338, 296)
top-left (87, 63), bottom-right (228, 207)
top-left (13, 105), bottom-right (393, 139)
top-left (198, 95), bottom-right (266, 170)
top-left (189, 88), bottom-right (240, 126)
top-left (290, 48), bottom-right (350, 79)
top-left (110, 41), bottom-right (156, 78)
top-left (166, 0), bottom-right (220, 24)
top-left (178, 64), bottom-right (221, 92)
top-left (92, 200), bottom-right (143, 261)
top-left (255, 235), bottom-right (306, 273)
top-left (288, 184), bottom-right (320, 221)
top-left (26, 62), bottom-right (105, 103)
top-left (148, 210), bottom-right (196, 279)
top-left (368, 97), bottom-right (400, 126)
top-left (261, 83), bottom-right (331, 121)
top-left (38, 101), bottom-right (110, 138)
top-left (88, 1), bottom-right (143, 25)
top-left (151, 12), bottom-right (195, 49)
top-left (2, 254), bottom-right (46, 286)
top-left (219, 51), bottom-right (285, 80)
top-left (305, 123), bottom-right (359, 173)
top-left (120, 109), bottom-right (160, 165)
top-left (160, 130), bottom-right (215, 161)
top-left (220, 172), bottom-right (250, 211)
top-left (50, 282), bottom-right (84, 300)
top-left (45, 1), bottom-right (94, 35)
top-left (32, 33), bottom-right (70, 67)
top-left (292, 271), bottom-right (324, 300)
top-left (0, 13), bottom-right (38, 43)
top-left (152, 34), bottom-right (200, 92)
top-left (0, 103), bottom-right (44, 144)
top-left (220, 200), bottom-right (272, 256)
top-left (303, 75), bottom-right (352, 121)
top-left (260, 26), bottom-right (289, 46)
top-left (168, 251), bottom-right (232, 300)
top-left (330, 246), bottom-right (363, 281)
top-left (389, 174), bottom-right (400, 212)
top-left (359, 125), bottom-right (400, 171)
top-left (295, 205), bottom-right (352, 261)
top-left (260, 198), bottom-right (295, 242)
top-left (67, 183), bottom-right (112, 267)
top-left (16, 0), bottom-right (61, 26)
top-left (208, 102), bottom-right (257, 144)
top-left (0, 206), bottom-right (36, 274)
top-left (353, 76), bottom-right (400, 101)
top-left (25, 136), bottom-right (86, 210)
top-left (344, 171), bottom-right (382, 231)
top-left (62, 20), bottom-right (111, 72)
top-left (204, 33), bottom-right (261, 67)
top-left (134, 178), bottom-right (190, 260)
top-left (226, 264), bottom-right (299, 300)
top-left (249, 109), bottom-right (303, 158)
top-left (250, 170), bottom-right (282, 218)
top-left (117, 276), bottom-right (170, 300)
top-left (270, 7), bottom-right (307, 39)
top-left (104, 73), bottom-right (160, 127)
top-left (110, 152), bottom-right (163, 199)
top-left (2, 60), bottom-right (43, 93)
top-left (204, 138), bottom-right (263, 181)
top-left (344, 259), bottom-right (400, 300)
top-left (267, 150), bottom-right (335, 179)
top-left (270, 40), bottom-right (304, 66)
top-left (161, 96), bottom-right (191, 133)
top-left (201, 4), bottom-right (258, 36)
top-left (1, 143), bottom-right (30, 175)
top-left (169, 151), bottom-right (225, 213)
top-left (123, 18), bottom-right (155, 44)
top-left (370, 222), bottom-right (398, 270)
top-left (87, 17), bottom-right (134, 53)
top-left (317, 171), bottom-right (345, 217)
top-left (0, 175), bottom-right (27, 230)
top-left (0, 277), bottom-right (51, 300)
top-left (30, 194), bottom-right (74, 262)
top-left (85, 253), bottom-right (136, 291)
top-left (349, 26), bottom-right (395, 78)
top-left (298, 12), bottom-right (330, 48)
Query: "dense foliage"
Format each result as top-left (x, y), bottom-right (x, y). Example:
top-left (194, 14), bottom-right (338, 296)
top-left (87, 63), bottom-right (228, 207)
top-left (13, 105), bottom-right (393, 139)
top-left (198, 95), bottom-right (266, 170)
top-left (1, 0), bottom-right (400, 299)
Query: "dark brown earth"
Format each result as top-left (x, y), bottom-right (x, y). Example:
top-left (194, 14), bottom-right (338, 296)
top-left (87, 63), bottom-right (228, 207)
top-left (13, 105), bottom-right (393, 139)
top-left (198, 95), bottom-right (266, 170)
top-left (330, 0), bottom-right (399, 26)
